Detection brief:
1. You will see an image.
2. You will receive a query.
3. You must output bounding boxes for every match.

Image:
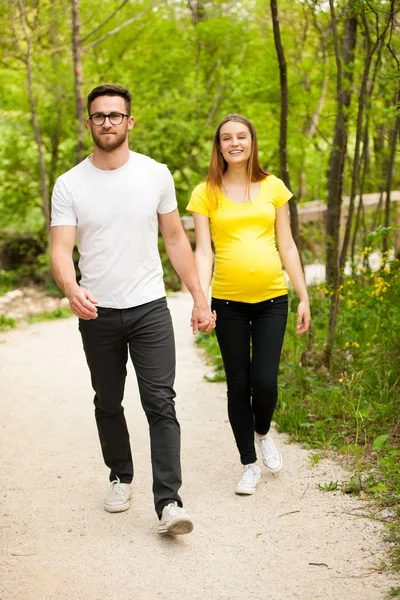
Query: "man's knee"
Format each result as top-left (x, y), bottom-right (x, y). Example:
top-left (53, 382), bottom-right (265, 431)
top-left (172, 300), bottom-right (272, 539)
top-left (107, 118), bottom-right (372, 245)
top-left (94, 397), bottom-right (124, 417)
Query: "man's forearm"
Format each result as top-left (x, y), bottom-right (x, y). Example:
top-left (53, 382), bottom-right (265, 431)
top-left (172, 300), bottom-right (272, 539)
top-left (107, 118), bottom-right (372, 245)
top-left (194, 249), bottom-right (213, 300)
top-left (164, 234), bottom-right (208, 305)
top-left (50, 250), bottom-right (79, 298)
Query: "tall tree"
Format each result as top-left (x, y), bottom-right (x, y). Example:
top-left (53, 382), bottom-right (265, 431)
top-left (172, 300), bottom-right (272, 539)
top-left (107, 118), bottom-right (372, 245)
top-left (339, 3), bottom-right (392, 271)
top-left (16, 0), bottom-right (50, 230)
top-left (325, 0), bottom-right (357, 288)
top-left (48, 0), bottom-right (65, 194)
top-left (324, 0), bottom-right (357, 365)
top-left (71, 0), bottom-right (85, 165)
top-left (297, 1), bottom-right (330, 202)
top-left (270, 0), bottom-right (302, 257)
top-left (187, 0), bottom-right (207, 24)
top-left (383, 2), bottom-right (400, 255)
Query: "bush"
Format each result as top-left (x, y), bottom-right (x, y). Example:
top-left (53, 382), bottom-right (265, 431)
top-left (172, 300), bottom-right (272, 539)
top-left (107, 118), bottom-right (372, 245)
top-left (0, 231), bottom-right (47, 273)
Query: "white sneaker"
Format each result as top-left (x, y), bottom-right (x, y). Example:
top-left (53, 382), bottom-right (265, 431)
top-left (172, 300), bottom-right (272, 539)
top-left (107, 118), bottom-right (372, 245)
top-left (158, 502), bottom-right (194, 535)
top-left (256, 433), bottom-right (283, 473)
top-left (104, 478), bottom-right (132, 513)
top-left (234, 464), bottom-right (261, 495)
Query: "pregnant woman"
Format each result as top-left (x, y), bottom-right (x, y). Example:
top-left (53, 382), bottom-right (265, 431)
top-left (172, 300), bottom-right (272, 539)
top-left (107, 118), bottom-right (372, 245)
top-left (187, 114), bottom-right (310, 495)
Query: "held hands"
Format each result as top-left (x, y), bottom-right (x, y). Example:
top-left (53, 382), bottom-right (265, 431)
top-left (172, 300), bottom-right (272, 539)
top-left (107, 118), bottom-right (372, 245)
top-left (67, 286), bottom-right (98, 320)
top-left (296, 299), bottom-right (311, 335)
top-left (191, 303), bottom-right (216, 335)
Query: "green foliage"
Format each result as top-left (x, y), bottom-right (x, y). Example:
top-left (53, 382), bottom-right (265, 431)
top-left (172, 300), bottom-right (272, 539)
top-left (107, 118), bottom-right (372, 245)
top-left (0, 270), bottom-right (17, 296)
top-left (384, 588), bottom-right (400, 599)
top-left (1, 0), bottom-right (398, 232)
top-left (158, 237), bottom-right (181, 292)
top-left (0, 240), bottom-right (55, 294)
top-left (195, 330), bottom-right (226, 381)
top-left (316, 480), bottom-right (339, 492)
top-left (0, 315), bottom-right (16, 331)
top-left (278, 257), bottom-right (400, 448)
top-left (26, 307), bottom-right (73, 323)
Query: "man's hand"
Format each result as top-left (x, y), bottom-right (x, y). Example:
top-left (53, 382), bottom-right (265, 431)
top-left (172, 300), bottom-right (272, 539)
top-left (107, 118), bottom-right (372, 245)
top-left (190, 304), bottom-right (216, 335)
top-left (67, 286), bottom-right (98, 320)
top-left (296, 300), bottom-right (311, 335)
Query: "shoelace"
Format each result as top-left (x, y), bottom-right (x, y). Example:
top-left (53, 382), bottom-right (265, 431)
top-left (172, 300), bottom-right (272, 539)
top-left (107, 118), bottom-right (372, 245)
top-left (239, 465), bottom-right (259, 486)
top-left (165, 502), bottom-right (181, 518)
top-left (108, 478), bottom-right (127, 503)
top-left (261, 436), bottom-right (279, 459)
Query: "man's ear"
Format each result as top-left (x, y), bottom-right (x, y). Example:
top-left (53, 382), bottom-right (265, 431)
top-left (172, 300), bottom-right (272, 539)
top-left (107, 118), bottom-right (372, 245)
top-left (128, 116), bottom-right (135, 131)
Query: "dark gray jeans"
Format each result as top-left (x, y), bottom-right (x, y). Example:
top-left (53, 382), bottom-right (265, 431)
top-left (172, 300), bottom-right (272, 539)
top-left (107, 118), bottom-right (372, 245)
top-left (78, 297), bottom-right (182, 517)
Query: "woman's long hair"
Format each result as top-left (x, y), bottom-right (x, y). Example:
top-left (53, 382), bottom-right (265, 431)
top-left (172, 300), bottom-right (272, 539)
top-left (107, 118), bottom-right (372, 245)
top-left (205, 114), bottom-right (268, 210)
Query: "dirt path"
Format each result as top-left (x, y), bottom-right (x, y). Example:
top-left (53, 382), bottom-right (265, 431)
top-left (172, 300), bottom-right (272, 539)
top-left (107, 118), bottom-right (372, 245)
top-left (0, 292), bottom-right (397, 600)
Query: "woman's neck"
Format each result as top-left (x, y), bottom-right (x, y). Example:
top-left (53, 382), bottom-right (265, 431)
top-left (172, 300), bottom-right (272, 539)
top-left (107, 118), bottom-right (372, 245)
top-left (223, 164), bottom-right (248, 185)
top-left (221, 164), bottom-right (260, 203)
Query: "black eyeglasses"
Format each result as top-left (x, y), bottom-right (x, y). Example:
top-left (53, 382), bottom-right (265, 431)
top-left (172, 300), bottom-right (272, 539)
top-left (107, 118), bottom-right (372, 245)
top-left (88, 112), bottom-right (129, 126)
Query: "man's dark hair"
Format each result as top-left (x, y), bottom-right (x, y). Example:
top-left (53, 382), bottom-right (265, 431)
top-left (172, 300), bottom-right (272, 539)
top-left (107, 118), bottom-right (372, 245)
top-left (87, 84), bottom-right (132, 115)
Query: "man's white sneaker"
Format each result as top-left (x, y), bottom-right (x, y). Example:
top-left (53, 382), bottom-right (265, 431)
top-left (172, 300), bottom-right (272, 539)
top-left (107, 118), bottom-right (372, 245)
top-left (256, 433), bottom-right (283, 473)
top-left (234, 464), bottom-right (261, 495)
top-left (158, 502), bottom-right (194, 535)
top-left (104, 478), bottom-right (132, 513)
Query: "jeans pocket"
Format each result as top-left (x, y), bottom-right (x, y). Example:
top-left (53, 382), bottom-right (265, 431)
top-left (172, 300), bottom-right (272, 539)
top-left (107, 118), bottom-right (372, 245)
top-left (273, 294), bottom-right (288, 304)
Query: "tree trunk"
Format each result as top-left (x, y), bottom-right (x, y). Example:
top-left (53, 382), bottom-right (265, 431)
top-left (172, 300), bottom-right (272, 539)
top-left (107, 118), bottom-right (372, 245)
top-left (340, 8), bottom-right (392, 270)
top-left (17, 0), bottom-right (50, 230)
top-left (187, 0), bottom-right (207, 24)
top-left (350, 125), bottom-right (368, 268)
top-left (383, 88), bottom-right (400, 254)
top-left (324, 0), bottom-right (357, 367)
top-left (325, 0), bottom-right (357, 288)
top-left (48, 0), bottom-right (63, 195)
top-left (383, 6), bottom-right (400, 254)
top-left (270, 0), bottom-right (302, 258)
top-left (71, 0), bottom-right (85, 165)
top-left (297, 4), bottom-right (330, 202)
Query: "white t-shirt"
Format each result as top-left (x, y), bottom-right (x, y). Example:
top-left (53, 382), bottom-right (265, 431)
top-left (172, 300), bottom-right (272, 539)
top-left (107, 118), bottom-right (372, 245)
top-left (51, 151), bottom-right (177, 308)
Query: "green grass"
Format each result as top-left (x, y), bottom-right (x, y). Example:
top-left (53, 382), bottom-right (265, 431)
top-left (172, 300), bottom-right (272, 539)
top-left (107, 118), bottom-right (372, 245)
top-left (384, 587), bottom-right (400, 599)
top-left (316, 480), bottom-right (339, 492)
top-left (0, 307), bottom-right (73, 330)
top-left (26, 307), bottom-right (73, 323)
top-left (0, 314), bottom-right (16, 331)
top-left (0, 269), bottom-right (17, 296)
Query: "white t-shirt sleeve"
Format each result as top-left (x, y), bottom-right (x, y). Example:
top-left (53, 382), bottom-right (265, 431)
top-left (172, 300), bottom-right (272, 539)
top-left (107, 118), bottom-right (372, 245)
top-left (157, 165), bottom-right (178, 214)
top-left (51, 178), bottom-right (78, 227)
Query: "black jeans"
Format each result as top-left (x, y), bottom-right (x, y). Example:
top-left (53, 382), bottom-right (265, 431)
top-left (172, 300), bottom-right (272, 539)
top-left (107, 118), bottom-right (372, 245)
top-left (211, 295), bottom-right (288, 465)
top-left (78, 297), bottom-right (182, 517)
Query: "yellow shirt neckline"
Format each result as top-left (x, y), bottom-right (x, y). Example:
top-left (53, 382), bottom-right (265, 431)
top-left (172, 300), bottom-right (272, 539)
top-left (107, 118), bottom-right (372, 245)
top-left (220, 181), bottom-right (262, 206)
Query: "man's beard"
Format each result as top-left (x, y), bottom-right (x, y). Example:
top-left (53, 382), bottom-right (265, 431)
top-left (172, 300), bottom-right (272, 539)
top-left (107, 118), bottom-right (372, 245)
top-left (91, 128), bottom-right (127, 152)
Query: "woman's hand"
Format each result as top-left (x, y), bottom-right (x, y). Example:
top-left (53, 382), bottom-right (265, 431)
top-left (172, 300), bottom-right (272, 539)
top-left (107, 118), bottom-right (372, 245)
top-left (191, 305), bottom-right (216, 335)
top-left (296, 300), bottom-right (311, 335)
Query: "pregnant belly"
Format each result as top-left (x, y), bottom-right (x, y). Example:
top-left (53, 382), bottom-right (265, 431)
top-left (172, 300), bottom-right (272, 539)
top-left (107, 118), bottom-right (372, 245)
top-left (213, 250), bottom-right (286, 301)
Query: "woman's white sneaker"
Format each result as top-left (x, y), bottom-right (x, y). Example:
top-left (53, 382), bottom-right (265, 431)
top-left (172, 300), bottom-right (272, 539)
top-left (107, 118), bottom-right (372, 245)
top-left (234, 464), bottom-right (261, 495)
top-left (256, 433), bottom-right (283, 473)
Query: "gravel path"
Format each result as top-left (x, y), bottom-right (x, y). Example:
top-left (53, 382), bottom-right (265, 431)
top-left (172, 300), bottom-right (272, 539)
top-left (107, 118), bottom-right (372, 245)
top-left (0, 292), bottom-right (396, 600)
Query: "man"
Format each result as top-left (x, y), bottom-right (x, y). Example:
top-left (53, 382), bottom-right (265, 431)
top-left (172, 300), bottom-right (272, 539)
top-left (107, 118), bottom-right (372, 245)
top-left (50, 84), bottom-right (215, 535)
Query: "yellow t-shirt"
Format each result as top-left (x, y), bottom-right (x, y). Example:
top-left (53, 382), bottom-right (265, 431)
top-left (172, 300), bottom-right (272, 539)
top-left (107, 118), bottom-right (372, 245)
top-left (186, 175), bottom-right (292, 303)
